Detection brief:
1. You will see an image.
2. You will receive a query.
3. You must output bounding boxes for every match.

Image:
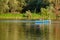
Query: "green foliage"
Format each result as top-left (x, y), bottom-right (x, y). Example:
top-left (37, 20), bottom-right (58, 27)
top-left (0, 0), bottom-right (9, 13)
top-left (40, 4), bottom-right (56, 19)
top-left (0, 0), bottom-right (56, 20)
top-left (0, 0), bottom-right (51, 13)
top-left (17, 0), bottom-right (26, 12)
top-left (8, 0), bottom-right (18, 13)
top-left (25, 10), bottom-right (32, 19)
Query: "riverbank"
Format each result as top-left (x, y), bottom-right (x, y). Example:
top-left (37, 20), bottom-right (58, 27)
top-left (0, 13), bottom-right (56, 20)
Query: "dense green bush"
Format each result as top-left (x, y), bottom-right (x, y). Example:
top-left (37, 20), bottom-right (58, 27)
top-left (25, 10), bottom-right (32, 19)
top-left (40, 4), bottom-right (56, 19)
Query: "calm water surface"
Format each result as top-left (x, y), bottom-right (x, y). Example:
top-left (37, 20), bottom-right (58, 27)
top-left (0, 20), bottom-right (60, 40)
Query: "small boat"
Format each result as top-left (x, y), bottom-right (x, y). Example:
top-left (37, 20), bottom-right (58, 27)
top-left (35, 20), bottom-right (51, 25)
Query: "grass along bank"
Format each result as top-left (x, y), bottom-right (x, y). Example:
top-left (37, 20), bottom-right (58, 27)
top-left (0, 13), bottom-right (56, 20)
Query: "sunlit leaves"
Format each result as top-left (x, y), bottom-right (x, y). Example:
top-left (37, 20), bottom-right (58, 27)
top-left (40, 4), bottom-right (56, 19)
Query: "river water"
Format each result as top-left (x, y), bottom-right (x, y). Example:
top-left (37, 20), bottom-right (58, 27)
top-left (0, 20), bottom-right (60, 40)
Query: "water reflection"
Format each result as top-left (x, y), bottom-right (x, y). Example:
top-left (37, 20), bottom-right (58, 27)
top-left (0, 20), bottom-right (60, 40)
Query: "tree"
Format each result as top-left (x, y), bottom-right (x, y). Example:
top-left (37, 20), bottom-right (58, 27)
top-left (17, 0), bottom-right (26, 13)
top-left (22, 0), bottom-right (50, 13)
top-left (0, 0), bottom-right (9, 13)
top-left (8, 0), bottom-right (18, 13)
top-left (40, 4), bottom-right (56, 19)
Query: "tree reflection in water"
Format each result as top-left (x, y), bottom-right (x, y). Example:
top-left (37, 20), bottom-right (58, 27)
top-left (0, 20), bottom-right (60, 40)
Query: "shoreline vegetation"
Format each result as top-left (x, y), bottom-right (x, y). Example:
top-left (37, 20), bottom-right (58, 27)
top-left (0, 0), bottom-right (60, 20)
top-left (0, 13), bottom-right (56, 20)
top-left (0, 7), bottom-right (57, 20)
